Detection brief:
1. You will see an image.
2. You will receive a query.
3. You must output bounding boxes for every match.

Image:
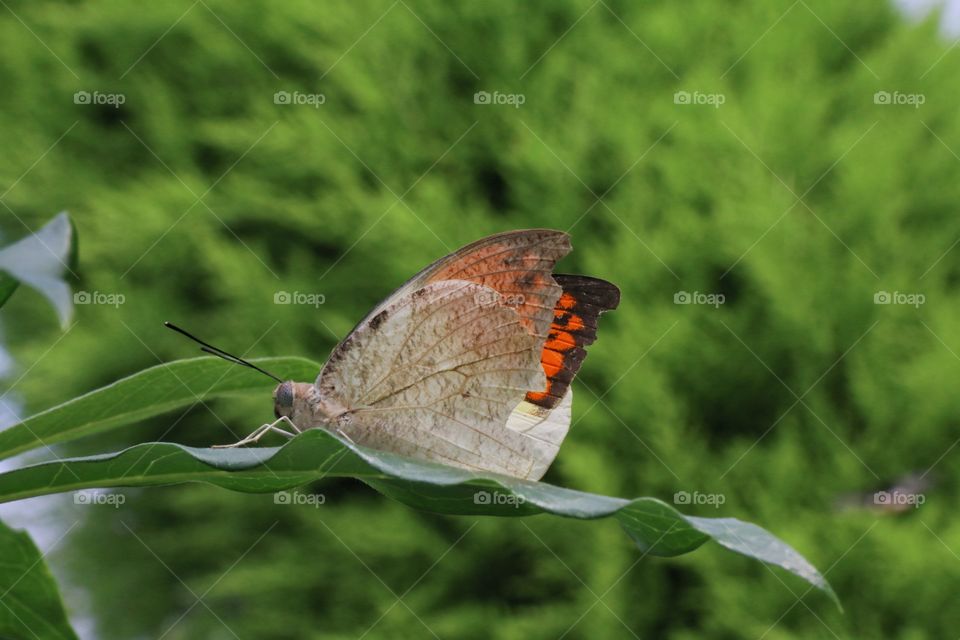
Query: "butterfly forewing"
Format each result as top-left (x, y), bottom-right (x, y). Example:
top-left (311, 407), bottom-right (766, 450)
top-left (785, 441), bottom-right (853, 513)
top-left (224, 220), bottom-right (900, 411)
top-left (356, 229), bottom-right (571, 341)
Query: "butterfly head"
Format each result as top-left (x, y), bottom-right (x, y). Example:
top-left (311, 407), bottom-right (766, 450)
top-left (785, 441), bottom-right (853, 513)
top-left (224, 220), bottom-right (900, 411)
top-left (272, 380), bottom-right (324, 427)
top-left (273, 381), bottom-right (296, 419)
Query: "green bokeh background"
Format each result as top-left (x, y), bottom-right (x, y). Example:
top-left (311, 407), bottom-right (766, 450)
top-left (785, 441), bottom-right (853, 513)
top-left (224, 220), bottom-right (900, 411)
top-left (2, 0), bottom-right (959, 637)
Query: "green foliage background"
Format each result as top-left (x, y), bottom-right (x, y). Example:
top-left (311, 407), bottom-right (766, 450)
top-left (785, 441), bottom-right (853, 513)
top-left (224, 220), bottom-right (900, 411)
top-left (1, 0), bottom-right (958, 637)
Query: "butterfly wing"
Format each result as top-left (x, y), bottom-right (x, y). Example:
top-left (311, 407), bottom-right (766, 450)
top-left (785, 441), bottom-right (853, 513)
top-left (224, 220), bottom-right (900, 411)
top-left (503, 275), bottom-right (620, 477)
top-left (312, 232), bottom-right (616, 480)
top-left (502, 388), bottom-right (573, 480)
top-left (523, 274), bottom-right (621, 409)
top-left (353, 229), bottom-right (572, 340)
top-left (316, 280), bottom-right (552, 478)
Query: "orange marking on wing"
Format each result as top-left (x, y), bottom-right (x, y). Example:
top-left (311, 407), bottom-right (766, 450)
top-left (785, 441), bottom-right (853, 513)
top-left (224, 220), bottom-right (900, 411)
top-left (525, 389), bottom-right (549, 403)
top-left (523, 275), bottom-right (619, 409)
top-left (541, 349), bottom-right (564, 377)
top-left (557, 292), bottom-right (576, 310)
top-left (545, 331), bottom-right (577, 352)
top-left (565, 313), bottom-right (585, 331)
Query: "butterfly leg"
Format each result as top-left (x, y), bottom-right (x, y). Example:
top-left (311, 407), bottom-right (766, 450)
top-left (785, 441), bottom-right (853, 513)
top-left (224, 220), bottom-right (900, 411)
top-left (213, 417), bottom-right (300, 448)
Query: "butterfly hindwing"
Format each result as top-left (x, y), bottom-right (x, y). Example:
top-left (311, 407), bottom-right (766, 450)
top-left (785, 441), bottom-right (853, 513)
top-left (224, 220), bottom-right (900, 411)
top-left (316, 280), bottom-right (554, 478)
top-left (501, 275), bottom-right (619, 478)
top-left (524, 274), bottom-right (621, 409)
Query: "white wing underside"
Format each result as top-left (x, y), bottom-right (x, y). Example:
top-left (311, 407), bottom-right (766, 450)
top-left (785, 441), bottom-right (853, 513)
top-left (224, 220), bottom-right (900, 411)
top-left (503, 390), bottom-right (572, 479)
top-left (316, 280), bottom-right (571, 480)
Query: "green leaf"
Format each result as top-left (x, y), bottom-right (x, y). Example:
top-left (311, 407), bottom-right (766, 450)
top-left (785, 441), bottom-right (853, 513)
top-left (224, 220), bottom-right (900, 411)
top-left (0, 273), bottom-right (19, 309)
top-left (0, 356), bottom-right (839, 608)
top-left (0, 430), bottom-right (839, 607)
top-left (0, 519), bottom-right (79, 640)
top-left (0, 356), bottom-right (320, 460)
top-left (0, 212), bottom-right (76, 328)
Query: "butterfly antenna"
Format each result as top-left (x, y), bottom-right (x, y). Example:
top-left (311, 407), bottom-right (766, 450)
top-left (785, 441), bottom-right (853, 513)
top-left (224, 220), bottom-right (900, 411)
top-left (164, 321), bottom-right (283, 383)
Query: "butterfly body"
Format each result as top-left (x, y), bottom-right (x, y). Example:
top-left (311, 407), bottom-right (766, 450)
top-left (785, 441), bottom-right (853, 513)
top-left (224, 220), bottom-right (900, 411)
top-left (269, 230), bottom-right (618, 480)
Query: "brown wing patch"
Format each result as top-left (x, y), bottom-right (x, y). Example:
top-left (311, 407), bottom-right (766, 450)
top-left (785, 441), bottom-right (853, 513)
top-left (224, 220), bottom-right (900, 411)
top-left (420, 229), bottom-right (571, 339)
top-left (342, 230), bottom-right (572, 353)
top-left (525, 275), bottom-right (620, 409)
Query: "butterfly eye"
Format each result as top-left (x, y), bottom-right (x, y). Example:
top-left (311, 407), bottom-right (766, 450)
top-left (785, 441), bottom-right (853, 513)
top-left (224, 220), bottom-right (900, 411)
top-left (274, 381), bottom-right (294, 418)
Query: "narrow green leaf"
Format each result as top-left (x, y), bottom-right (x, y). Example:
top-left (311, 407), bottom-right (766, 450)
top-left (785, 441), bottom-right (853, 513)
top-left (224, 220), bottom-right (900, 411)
top-left (685, 515), bottom-right (841, 611)
top-left (0, 519), bottom-right (79, 640)
top-left (0, 356), bottom-right (320, 460)
top-left (0, 430), bottom-right (839, 606)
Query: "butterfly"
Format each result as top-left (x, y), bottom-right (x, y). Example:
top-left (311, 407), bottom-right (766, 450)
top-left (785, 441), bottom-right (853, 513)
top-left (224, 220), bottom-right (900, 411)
top-left (170, 229), bottom-right (618, 480)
